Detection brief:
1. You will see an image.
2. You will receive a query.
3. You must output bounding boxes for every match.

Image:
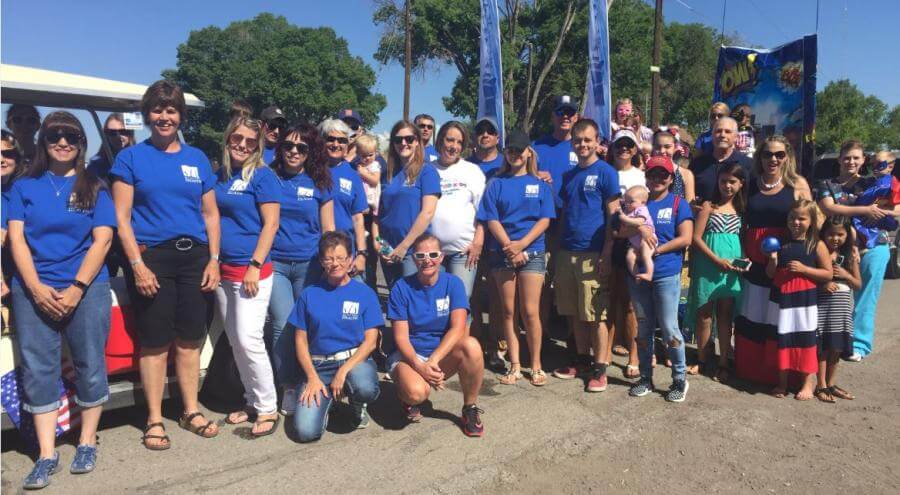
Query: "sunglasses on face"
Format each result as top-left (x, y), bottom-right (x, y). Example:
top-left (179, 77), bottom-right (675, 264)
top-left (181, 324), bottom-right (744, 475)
top-left (413, 251), bottom-right (442, 261)
top-left (44, 130), bottom-right (83, 145)
top-left (392, 135), bottom-right (417, 145)
top-left (475, 125), bottom-right (498, 136)
top-left (646, 171), bottom-right (672, 181)
top-left (554, 109), bottom-right (577, 118)
top-left (265, 120), bottom-right (285, 131)
top-left (615, 140), bottom-right (636, 150)
top-left (418, 123), bottom-right (434, 130)
top-left (105, 129), bottom-right (133, 137)
top-left (341, 119), bottom-right (361, 131)
top-left (325, 135), bottom-right (350, 145)
top-left (710, 113), bottom-right (726, 120)
top-left (228, 133), bottom-right (259, 150)
top-left (280, 141), bottom-right (309, 154)
top-left (761, 150), bottom-right (787, 160)
top-left (1, 149), bottom-right (20, 159)
top-left (11, 115), bottom-right (40, 125)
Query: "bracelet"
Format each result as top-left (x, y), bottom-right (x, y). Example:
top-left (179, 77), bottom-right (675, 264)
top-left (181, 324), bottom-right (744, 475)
top-left (72, 279), bottom-right (88, 292)
top-left (130, 258), bottom-right (143, 267)
top-left (211, 254), bottom-right (220, 261)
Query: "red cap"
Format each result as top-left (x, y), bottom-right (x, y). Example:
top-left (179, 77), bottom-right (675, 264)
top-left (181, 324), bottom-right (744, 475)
top-left (646, 155), bottom-right (674, 175)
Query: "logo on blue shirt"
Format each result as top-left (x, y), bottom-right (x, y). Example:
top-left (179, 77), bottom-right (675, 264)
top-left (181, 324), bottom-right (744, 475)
top-left (584, 175), bottom-right (598, 190)
top-left (656, 207), bottom-right (673, 222)
top-left (339, 178), bottom-right (353, 196)
top-left (342, 301), bottom-right (360, 320)
top-left (525, 184), bottom-right (540, 198)
top-left (65, 193), bottom-right (92, 214)
top-left (181, 165), bottom-right (201, 183)
top-left (568, 152), bottom-right (578, 166)
top-left (228, 179), bottom-right (248, 194)
top-left (436, 296), bottom-right (450, 316)
top-left (296, 187), bottom-right (314, 200)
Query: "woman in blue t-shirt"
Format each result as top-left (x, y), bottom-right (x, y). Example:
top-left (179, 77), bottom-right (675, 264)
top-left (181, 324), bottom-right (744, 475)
top-left (267, 123), bottom-right (335, 415)
top-left (212, 116), bottom-right (281, 437)
top-left (373, 120), bottom-right (441, 288)
top-left (619, 156), bottom-right (694, 403)
top-left (476, 130), bottom-right (556, 387)
top-left (2, 129), bottom-right (26, 298)
top-left (110, 80), bottom-right (222, 449)
top-left (286, 231), bottom-right (383, 442)
top-left (7, 112), bottom-right (116, 487)
top-left (387, 234), bottom-right (485, 436)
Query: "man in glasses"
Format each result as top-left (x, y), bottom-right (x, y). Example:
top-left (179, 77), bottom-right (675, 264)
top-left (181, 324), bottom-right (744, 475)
top-left (469, 116), bottom-right (503, 179)
top-left (88, 113), bottom-right (135, 181)
top-left (4, 104), bottom-right (40, 162)
top-left (688, 116), bottom-right (753, 204)
top-left (260, 105), bottom-right (288, 164)
top-left (693, 102), bottom-right (731, 156)
top-left (414, 114), bottom-right (439, 163)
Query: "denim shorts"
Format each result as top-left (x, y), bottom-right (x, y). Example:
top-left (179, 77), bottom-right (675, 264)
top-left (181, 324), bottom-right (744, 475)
top-left (488, 250), bottom-right (546, 274)
top-left (386, 350), bottom-right (428, 373)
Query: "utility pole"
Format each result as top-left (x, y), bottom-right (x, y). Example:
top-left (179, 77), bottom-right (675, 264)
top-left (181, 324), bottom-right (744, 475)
top-left (403, 0), bottom-right (412, 121)
top-left (650, 0), bottom-right (663, 128)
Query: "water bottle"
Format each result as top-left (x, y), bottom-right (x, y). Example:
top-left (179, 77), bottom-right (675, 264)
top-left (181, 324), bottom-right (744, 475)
top-left (375, 236), bottom-right (393, 256)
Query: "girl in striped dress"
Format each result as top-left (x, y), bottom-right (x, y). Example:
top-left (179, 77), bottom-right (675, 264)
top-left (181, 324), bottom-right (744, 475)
top-left (765, 199), bottom-right (832, 400)
top-left (814, 216), bottom-right (860, 402)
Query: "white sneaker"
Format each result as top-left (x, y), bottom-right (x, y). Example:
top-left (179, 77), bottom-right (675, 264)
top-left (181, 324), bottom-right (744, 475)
top-left (280, 387), bottom-right (297, 416)
top-left (846, 353), bottom-right (863, 362)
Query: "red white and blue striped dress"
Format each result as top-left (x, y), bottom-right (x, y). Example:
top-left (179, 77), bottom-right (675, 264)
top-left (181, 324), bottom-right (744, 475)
top-left (770, 240), bottom-right (819, 374)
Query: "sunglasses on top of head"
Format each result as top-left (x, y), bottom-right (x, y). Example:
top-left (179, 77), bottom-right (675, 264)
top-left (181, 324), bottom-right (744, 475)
top-left (392, 135), bottom-right (417, 145)
top-left (760, 150), bottom-right (787, 160)
top-left (280, 141), bottom-right (310, 154)
top-left (413, 251), bottom-right (442, 261)
top-left (44, 130), bottom-right (83, 145)
top-left (228, 133), bottom-right (259, 150)
top-left (325, 135), bottom-right (350, 145)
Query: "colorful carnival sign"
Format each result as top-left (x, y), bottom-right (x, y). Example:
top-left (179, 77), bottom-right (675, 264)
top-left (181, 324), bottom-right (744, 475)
top-left (714, 35), bottom-right (818, 174)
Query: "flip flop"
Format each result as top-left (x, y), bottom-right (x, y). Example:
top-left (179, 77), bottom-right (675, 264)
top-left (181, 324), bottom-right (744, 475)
top-left (624, 364), bottom-right (640, 379)
top-left (225, 409), bottom-right (255, 425)
top-left (814, 387), bottom-right (835, 403)
top-left (251, 416), bottom-right (280, 438)
top-left (829, 385), bottom-right (855, 400)
top-left (612, 345), bottom-right (629, 357)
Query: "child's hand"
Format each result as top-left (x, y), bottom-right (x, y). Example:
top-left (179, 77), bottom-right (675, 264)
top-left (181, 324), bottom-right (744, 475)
top-left (823, 282), bottom-right (839, 293)
top-left (714, 257), bottom-right (734, 272)
top-left (833, 264), bottom-right (850, 280)
top-left (786, 260), bottom-right (806, 274)
top-left (768, 252), bottom-right (778, 265)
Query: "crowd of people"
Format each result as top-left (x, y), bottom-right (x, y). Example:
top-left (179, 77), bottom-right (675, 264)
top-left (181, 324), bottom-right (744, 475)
top-left (2, 83), bottom-right (899, 490)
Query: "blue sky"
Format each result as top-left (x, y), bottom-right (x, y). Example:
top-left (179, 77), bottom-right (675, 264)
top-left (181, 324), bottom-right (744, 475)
top-left (2, 0), bottom-right (896, 135)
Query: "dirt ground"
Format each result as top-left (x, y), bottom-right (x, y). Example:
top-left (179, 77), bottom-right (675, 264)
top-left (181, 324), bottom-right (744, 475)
top-left (2, 280), bottom-right (899, 494)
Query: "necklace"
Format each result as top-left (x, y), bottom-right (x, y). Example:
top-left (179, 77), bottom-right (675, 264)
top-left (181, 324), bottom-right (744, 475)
top-left (759, 176), bottom-right (782, 190)
top-left (48, 173), bottom-right (73, 197)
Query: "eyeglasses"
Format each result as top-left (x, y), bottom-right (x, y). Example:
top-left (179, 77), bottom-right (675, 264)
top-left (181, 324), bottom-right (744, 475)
top-left (615, 140), bottom-right (636, 150)
top-left (1, 149), bottom-right (20, 159)
top-left (710, 113), bottom-right (726, 120)
top-left (44, 130), bottom-right (83, 145)
top-left (341, 119), bottom-right (361, 131)
top-left (413, 251), bottom-right (442, 261)
top-left (228, 133), bottom-right (259, 150)
top-left (475, 125), bottom-right (498, 136)
top-left (280, 141), bottom-right (309, 154)
top-left (10, 115), bottom-right (39, 126)
top-left (320, 256), bottom-right (350, 265)
top-left (105, 129), bottom-right (133, 137)
top-left (392, 135), bottom-right (417, 145)
top-left (418, 123), bottom-right (434, 130)
top-left (325, 135), bottom-right (350, 145)
top-left (554, 108), bottom-right (577, 118)
top-left (760, 150), bottom-right (787, 160)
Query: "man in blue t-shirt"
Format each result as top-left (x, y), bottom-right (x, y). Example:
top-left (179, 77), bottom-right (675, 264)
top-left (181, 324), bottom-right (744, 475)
top-left (260, 106), bottom-right (287, 164)
top-left (550, 119), bottom-right (620, 392)
top-left (415, 114), bottom-right (439, 163)
top-left (468, 116), bottom-right (504, 179)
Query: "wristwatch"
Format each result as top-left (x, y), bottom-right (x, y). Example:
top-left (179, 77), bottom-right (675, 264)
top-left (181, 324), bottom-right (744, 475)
top-left (72, 279), bottom-right (89, 292)
top-left (249, 259), bottom-right (263, 269)
top-left (356, 250), bottom-right (369, 257)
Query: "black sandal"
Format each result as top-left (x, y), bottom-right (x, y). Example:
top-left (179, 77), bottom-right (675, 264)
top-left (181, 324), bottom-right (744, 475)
top-left (142, 422), bottom-right (171, 451)
top-left (814, 387), bottom-right (836, 403)
top-left (251, 416), bottom-right (280, 438)
top-left (178, 412), bottom-right (218, 438)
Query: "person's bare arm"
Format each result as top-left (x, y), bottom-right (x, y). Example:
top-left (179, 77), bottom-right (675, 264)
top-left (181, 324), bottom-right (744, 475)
top-left (681, 167), bottom-right (696, 205)
top-left (656, 219), bottom-right (694, 255)
top-left (390, 195), bottom-right (438, 261)
top-left (7, 220), bottom-right (66, 318)
top-left (320, 200), bottom-right (335, 232)
top-left (295, 327), bottom-right (329, 407)
top-left (112, 181), bottom-right (160, 297)
top-left (56, 226), bottom-right (114, 317)
top-left (243, 202), bottom-right (279, 297)
top-left (200, 190), bottom-right (221, 292)
top-left (357, 166), bottom-right (380, 187)
top-left (331, 328), bottom-right (379, 399)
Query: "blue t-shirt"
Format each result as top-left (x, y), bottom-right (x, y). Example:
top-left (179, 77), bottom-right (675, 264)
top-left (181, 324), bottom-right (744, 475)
top-left (469, 153), bottom-right (504, 180)
top-left (271, 170), bottom-right (334, 262)
top-left (1, 182), bottom-right (11, 229)
top-left (214, 166), bottom-right (280, 264)
top-left (424, 144), bottom-right (439, 164)
top-left (559, 159), bottom-right (620, 252)
top-left (694, 130), bottom-right (713, 156)
top-left (645, 193), bottom-right (693, 280)
top-left (8, 173), bottom-right (117, 289)
top-left (109, 140), bottom-right (215, 246)
top-left (387, 272), bottom-right (469, 357)
top-left (287, 279), bottom-right (385, 356)
top-left (476, 174), bottom-right (556, 252)
top-left (263, 146), bottom-right (276, 165)
top-left (532, 135), bottom-right (577, 207)
top-left (329, 161), bottom-right (368, 236)
top-left (378, 163), bottom-right (442, 248)
top-left (87, 153), bottom-right (113, 180)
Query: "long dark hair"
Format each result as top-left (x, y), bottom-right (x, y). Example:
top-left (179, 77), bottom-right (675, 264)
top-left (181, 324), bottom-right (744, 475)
top-left (30, 111), bottom-right (102, 209)
top-left (387, 120), bottom-right (424, 184)
top-left (1, 130), bottom-right (27, 182)
top-left (819, 215), bottom-right (855, 268)
top-left (712, 163), bottom-right (747, 215)
top-left (270, 122), bottom-right (332, 191)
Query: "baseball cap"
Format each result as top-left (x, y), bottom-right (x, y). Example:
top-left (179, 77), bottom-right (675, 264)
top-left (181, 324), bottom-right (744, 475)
top-left (260, 106), bottom-right (287, 123)
top-left (504, 130), bottom-right (530, 151)
top-left (646, 155), bottom-right (675, 175)
top-left (553, 95), bottom-right (579, 113)
top-left (336, 108), bottom-right (363, 127)
top-left (612, 128), bottom-right (638, 145)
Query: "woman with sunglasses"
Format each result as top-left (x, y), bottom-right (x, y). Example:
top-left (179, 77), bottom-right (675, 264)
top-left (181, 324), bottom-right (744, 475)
top-left (287, 231), bottom-right (382, 442)
top-left (318, 119), bottom-right (369, 279)
top-left (2, 130), bottom-right (26, 298)
top-left (734, 136), bottom-right (810, 385)
top-left (87, 113), bottom-right (135, 181)
top-left (7, 112), bottom-right (115, 488)
top-left (267, 123), bottom-right (335, 416)
top-left (211, 117), bottom-right (282, 436)
top-left (476, 130), bottom-right (555, 386)
top-left (110, 80), bottom-right (221, 450)
top-left (387, 234), bottom-right (485, 435)
top-left (5, 104), bottom-right (40, 163)
top-left (374, 120), bottom-right (442, 287)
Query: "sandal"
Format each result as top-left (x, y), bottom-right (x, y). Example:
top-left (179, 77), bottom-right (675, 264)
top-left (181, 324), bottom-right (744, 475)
top-left (770, 387), bottom-right (787, 399)
top-left (530, 369), bottom-right (548, 387)
top-left (624, 364), bottom-right (640, 379)
top-left (814, 387), bottom-right (836, 403)
top-left (612, 345), bottom-right (629, 357)
top-left (714, 365), bottom-right (731, 383)
top-left (829, 385), bottom-right (855, 400)
top-left (499, 365), bottom-right (522, 385)
top-left (686, 360), bottom-right (706, 376)
top-left (225, 409), bottom-right (255, 425)
top-left (251, 416), bottom-right (280, 438)
top-left (141, 422), bottom-right (171, 451)
top-left (178, 412), bottom-right (218, 438)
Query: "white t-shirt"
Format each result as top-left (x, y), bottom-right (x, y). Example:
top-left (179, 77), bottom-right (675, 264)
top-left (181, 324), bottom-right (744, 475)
top-left (617, 166), bottom-right (646, 196)
top-left (360, 160), bottom-right (381, 213)
top-left (432, 159), bottom-right (486, 253)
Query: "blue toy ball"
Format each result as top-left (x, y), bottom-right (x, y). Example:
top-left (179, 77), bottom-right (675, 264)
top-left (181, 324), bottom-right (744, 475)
top-left (761, 236), bottom-right (781, 254)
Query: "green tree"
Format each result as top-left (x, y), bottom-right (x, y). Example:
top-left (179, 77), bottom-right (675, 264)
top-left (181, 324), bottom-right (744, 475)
top-left (814, 79), bottom-right (894, 154)
top-left (164, 13), bottom-right (386, 158)
top-left (885, 105), bottom-right (900, 149)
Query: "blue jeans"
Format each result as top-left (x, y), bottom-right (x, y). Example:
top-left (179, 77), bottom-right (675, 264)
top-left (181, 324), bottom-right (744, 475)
top-left (627, 274), bottom-right (686, 382)
top-left (441, 251), bottom-right (477, 298)
top-left (381, 254), bottom-right (417, 289)
top-left (11, 281), bottom-right (112, 413)
top-left (270, 259), bottom-right (321, 386)
top-left (294, 357), bottom-right (380, 442)
top-left (853, 244), bottom-right (890, 357)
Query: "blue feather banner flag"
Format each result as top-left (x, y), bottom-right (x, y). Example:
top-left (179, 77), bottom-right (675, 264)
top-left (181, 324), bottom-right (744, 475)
top-left (478, 0), bottom-right (505, 145)
top-left (583, 0), bottom-right (612, 141)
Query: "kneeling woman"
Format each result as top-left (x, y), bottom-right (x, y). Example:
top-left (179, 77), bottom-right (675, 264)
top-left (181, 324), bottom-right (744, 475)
top-left (387, 234), bottom-right (485, 437)
top-left (8, 112), bottom-right (115, 488)
top-left (287, 232), bottom-right (383, 442)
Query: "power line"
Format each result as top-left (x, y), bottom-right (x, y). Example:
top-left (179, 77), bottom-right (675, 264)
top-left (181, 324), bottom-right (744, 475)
top-left (746, 0), bottom-right (789, 40)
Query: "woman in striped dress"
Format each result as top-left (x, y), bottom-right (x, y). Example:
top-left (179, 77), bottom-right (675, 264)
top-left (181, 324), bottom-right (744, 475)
top-left (814, 216), bottom-right (860, 402)
top-left (764, 199), bottom-right (832, 400)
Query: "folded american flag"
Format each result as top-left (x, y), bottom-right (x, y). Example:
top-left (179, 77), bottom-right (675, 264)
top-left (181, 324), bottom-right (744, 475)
top-left (1, 359), bottom-right (81, 448)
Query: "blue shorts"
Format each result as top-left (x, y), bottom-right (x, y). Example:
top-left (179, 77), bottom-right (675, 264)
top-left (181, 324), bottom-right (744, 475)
top-left (386, 350), bottom-right (428, 373)
top-left (488, 250), bottom-right (546, 274)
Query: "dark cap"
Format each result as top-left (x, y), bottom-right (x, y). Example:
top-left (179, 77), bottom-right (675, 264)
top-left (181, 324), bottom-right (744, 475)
top-left (475, 116), bottom-right (499, 132)
top-left (260, 106), bottom-right (286, 123)
top-left (336, 108), bottom-right (363, 126)
top-left (504, 130), bottom-right (531, 151)
top-left (646, 155), bottom-right (675, 175)
top-left (553, 95), bottom-right (579, 112)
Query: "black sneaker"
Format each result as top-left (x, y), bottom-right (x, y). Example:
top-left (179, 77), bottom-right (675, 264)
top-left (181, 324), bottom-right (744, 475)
top-left (461, 405), bottom-right (484, 437)
top-left (350, 402), bottom-right (370, 429)
top-left (666, 379), bottom-right (689, 403)
top-left (629, 377), bottom-right (654, 397)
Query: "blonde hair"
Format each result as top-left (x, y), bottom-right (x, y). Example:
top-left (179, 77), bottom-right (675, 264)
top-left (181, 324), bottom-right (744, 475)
top-left (387, 120), bottom-right (425, 185)
top-left (788, 198), bottom-right (821, 254)
top-left (754, 135), bottom-right (802, 188)
top-left (355, 133), bottom-right (378, 154)
top-left (498, 146), bottom-right (539, 177)
top-left (710, 101), bottom-right (730, 115)
top-left (220, 116), bottom-right (265, 183)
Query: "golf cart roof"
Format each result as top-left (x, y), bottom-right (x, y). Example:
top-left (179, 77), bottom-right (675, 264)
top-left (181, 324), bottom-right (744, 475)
top-left (1, 64), bottom-right (204, 112)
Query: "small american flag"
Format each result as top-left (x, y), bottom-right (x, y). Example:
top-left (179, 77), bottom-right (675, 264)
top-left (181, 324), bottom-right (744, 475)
top-left (1, 358), bottom-right (82, 448)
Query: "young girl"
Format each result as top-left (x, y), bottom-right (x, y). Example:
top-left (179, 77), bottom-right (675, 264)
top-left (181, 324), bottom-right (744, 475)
top-left (814, 216), bottom-right (861, 402)
top-left (765, 199), bottom-right (832, 400)
top-left (686, 164), bottom-right (747, 381)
